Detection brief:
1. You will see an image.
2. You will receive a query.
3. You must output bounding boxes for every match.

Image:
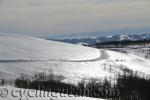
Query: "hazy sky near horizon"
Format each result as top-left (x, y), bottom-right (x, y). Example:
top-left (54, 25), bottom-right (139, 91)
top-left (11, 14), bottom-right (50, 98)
top-left (0, 0), bottom-right (150, 38)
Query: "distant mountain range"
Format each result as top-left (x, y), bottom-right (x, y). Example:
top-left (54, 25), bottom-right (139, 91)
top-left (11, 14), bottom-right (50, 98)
top-left (48, 33), bottom-right (150, 45)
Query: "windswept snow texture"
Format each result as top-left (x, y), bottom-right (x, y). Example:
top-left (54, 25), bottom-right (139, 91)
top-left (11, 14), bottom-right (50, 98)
top-left (0, 34), bottom-right (150, 82)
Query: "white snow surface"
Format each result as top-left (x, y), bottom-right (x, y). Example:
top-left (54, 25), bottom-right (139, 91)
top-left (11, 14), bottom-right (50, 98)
top-left (0, 33), bottom-right (99, 61)
top-left (0, 33), bottom-right (150, 82)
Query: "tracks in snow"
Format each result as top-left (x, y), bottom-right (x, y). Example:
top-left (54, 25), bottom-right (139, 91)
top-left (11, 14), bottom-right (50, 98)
top-left (0, 49), bottom-right (109, 63)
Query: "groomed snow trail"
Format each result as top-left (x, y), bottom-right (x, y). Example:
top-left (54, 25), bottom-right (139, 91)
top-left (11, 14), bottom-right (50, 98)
top-left (0, 50), bottom-right (108, 63)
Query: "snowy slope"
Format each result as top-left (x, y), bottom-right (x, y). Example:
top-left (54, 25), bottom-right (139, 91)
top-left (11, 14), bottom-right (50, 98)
top-left (0, 33), bottom-right (99, 61)
top-left (107, 50), bottom-right (150, 75)
top-left (0, 33), bottom-right (150, 82)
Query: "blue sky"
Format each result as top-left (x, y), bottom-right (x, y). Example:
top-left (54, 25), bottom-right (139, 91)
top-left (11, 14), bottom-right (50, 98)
top-left (0, 0), bottom-right (150, 38)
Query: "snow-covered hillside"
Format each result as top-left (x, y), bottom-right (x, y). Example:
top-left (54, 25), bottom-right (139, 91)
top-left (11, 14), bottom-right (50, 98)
top-left (0, 33), bottom-right (150, 82)
top-left (0, 33), bottom-right (99, 61)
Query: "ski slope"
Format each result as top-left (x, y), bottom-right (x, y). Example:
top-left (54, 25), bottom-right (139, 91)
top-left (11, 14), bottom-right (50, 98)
top-left (0, 33), bottom-right (150, 82)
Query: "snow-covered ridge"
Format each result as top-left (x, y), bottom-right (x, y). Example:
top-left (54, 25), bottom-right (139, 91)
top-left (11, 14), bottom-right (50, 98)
top-left (51, 33), bottom-right (150, 45)
top-left (0, 33), bottom-right (99, 61)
